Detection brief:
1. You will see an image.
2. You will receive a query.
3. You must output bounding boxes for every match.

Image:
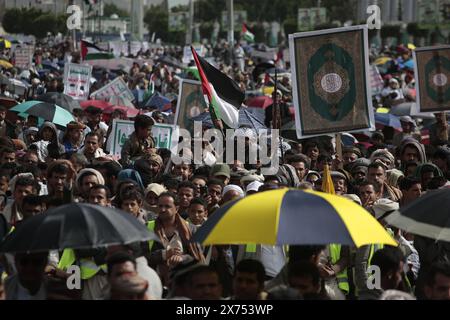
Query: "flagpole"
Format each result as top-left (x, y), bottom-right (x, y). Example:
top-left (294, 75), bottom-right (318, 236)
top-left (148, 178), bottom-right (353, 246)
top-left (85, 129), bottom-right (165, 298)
top-left (228, 0), bottom-right (234, 66)
top-left (273, 67), bottom-right (284, 163)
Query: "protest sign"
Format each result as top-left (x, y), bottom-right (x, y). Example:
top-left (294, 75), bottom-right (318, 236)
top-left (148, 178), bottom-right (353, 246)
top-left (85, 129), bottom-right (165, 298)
top-left (152, 124), bottom-right (179, 154)
top-left (289, 25), bottom-right (374, 138)
top-left (106, 119), bottom-right (134, 156)
top-left (90, 77), bottom-right (135, 102)
top-left (182, 45), bottom-right (206, 64)
top-left (175, 79), bottom-right (208, 135)
top-left (413, 45), bottom-right (450, 114)
top-left (63, 63), bottom-right (92, 100)
top-left (14, 45), bottom-right (33, 69)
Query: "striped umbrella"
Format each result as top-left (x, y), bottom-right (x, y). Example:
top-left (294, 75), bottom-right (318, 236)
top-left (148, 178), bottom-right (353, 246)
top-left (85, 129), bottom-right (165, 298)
top-left (9, 100), bottom-right (75, 127)
top-left (193, 189), bottom-right (396, 247)
top-left (385, 188), bottom-right (450, 242)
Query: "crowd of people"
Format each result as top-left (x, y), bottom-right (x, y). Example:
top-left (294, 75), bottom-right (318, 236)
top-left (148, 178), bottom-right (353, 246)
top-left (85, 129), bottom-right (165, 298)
top-left (0, 33), bottom-right (449, 301)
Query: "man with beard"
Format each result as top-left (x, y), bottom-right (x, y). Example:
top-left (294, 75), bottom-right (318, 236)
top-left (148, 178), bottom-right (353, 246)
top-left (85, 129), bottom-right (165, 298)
top-left (134, 153), bottom-right (163, 187)
top-left (367, 162), bottom-right (402, 202)
top-left (84, 107), bottom-right (108, 148)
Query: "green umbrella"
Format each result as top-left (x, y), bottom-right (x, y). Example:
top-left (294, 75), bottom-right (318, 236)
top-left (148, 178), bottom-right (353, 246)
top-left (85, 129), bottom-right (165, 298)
top-left (9, 100), bottom-right (75, 127)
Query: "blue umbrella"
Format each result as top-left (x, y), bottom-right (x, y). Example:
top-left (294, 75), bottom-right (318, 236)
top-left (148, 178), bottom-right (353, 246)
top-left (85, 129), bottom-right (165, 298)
top-left (403, 59), bottom-right (414, 70)
top-left (144, 92), bottom-right (170, 110)
top-left (10, 100), bottom-right (75, 127)
top-left (191, 109), bottom-right (267, 131)
top-left (375, 112), bottom-right (402, 130)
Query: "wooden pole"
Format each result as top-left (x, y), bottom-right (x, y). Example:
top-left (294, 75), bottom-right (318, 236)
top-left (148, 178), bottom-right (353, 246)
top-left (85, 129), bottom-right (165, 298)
top-left (335, 133), bottom-right (343, 170)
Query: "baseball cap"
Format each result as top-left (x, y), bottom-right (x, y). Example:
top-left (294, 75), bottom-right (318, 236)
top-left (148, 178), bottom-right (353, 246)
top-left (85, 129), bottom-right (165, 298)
top-left (210, 164), bottom-right (231, 179)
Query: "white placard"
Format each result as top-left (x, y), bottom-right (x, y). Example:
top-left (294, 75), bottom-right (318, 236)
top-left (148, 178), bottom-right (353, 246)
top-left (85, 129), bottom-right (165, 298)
top-left (63, 63), bottom-right (92, 100)
top-left (90, 77), bottom-right (135, 102)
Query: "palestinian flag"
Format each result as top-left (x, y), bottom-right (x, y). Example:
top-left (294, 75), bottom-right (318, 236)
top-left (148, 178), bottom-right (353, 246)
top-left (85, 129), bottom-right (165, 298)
top-left (81, 40), bottom-right (113, 60)
top-left (191, 46), bottom-right (244, 129)
top-left (242, 24), bottom-right (255, 43)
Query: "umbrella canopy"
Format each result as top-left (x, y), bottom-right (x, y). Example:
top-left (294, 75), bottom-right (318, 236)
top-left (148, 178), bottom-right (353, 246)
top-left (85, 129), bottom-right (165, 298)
top-left (191, 108), bottom-right (267, 131)
top-left (10, 100), bottom-right (75, 127)
top-left (403, 59), bottom-right (414, 70)
top-left (144, 92), bottom-right (171, 110)
top-left (0, 39), bottom-right (12, 50)
top-left (385, 188), bottom-right (450, 242)
top-left (109, 95), bottom-right (135, 108)
top-left (246, 96), bottom-right (273, 109)
top-left (0, 59), bottom-right (13, 69)
top-left (37, 92), bottom-right (81, 113)
top-left (155, 55), bottom-right (185, 69)
top-left (0, 96), bottom-right (18, 108)
top-left (193, 189), bottom-right (397, 247)
top-left (252, 62), bottom-right (275, 82)
top-left (0, 203), bottom-right (159, 254)
top-left (80, 99), bottom-right (113, 110)
top-left (105, 105), bottom-right (140, 118)
top-left (375, 112), bottom-right (402, 130)
top-left (374, 57), bottom-right (392, 65)
top-left (41, 60), bottom-right (61, 72)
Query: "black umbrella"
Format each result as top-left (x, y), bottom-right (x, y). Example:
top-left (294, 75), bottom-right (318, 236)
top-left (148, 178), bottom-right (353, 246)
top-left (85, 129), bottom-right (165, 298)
top-left (155, 55), bottom-right (186, 69)
top-left (0, 203), bottom-right (159, 253)
top-left (385, 188), bottom-right (450, 242)
top-left (191, 109), bottom-right (267, 131)
top-left (36, 92), bottom-right (81, 113)
top-left (252, 62), bottom-right (275, 82)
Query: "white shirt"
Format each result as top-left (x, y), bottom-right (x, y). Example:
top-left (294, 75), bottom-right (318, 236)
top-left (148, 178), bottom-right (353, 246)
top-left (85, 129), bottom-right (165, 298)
top-left (260, 246), bottom-right (287, 278)
top-left (16, 282), bottom-right (46, 300)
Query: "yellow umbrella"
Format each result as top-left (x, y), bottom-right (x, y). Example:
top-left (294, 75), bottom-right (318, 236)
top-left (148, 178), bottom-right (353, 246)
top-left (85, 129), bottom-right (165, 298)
top-left (263, 86), bottom-right (274, 96)
top-left (193, 188), bottom-right (397, 248)
top-left (376, 107), bottom-right (390, 114)
top-left (374, 57), bottom-right (392, 66)
top-left (0, 59), bottom-right (13, 69)
top-left (0, 39), bottom-right (12, 49)
top-left (407, 43), bottom-right (416, 50)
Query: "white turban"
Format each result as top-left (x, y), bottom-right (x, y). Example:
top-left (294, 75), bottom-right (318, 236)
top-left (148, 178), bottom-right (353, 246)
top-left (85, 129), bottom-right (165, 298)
top-left (222, 184), bottom-right (245, 198)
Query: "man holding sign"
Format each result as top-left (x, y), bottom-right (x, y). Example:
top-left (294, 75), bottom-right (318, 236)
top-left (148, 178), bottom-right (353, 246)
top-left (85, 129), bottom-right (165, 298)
top-left (120, 115), bottom-right (156, 167)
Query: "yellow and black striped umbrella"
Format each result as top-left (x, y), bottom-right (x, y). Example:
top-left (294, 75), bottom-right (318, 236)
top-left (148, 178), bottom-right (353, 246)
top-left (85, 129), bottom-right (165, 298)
top-left (193, 188), bottom-right (397, 248)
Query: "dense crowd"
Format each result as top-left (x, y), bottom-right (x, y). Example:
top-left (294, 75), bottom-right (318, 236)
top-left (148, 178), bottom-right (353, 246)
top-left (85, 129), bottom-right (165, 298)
top-left (0, 35), bottom-right (449, 300)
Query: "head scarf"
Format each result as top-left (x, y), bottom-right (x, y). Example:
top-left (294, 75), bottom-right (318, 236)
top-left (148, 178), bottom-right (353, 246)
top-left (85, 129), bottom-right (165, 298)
top-left (118, 169), bottom-right (145, 190)
top-left (387, 169), bottom-right (404, 188)
top-left (9, 173), bottom-right (34, 195)
top-left (76, 168), bottom-right (105, 190)
top-left (370, 149), bottom-right (395, 169)
top-left (246, 181), bottom-right (263, 193)
top-left (144, 183), bottom-right (167, 198)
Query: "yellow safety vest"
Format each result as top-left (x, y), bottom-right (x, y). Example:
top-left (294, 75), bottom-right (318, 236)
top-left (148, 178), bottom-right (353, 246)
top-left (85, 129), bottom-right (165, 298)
top-left (58, 248), bottom-right (107, 280)
top-left (329, 244), bottom-right (349, 294)
top-left (147, 220), bottom-right (156, 251)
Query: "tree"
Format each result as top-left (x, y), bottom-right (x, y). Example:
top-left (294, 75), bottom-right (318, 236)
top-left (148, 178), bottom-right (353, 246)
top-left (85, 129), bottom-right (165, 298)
top-left (32, 14), bottom-right (59, 39)
top-left (2, 8), bottom-right (67, 39)
top-left (144, 5), bottom-right (169, 42)
top-left (103, 3), bottom-right (129, 18)
top-left (2, 8), bottom-right (22, 34)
